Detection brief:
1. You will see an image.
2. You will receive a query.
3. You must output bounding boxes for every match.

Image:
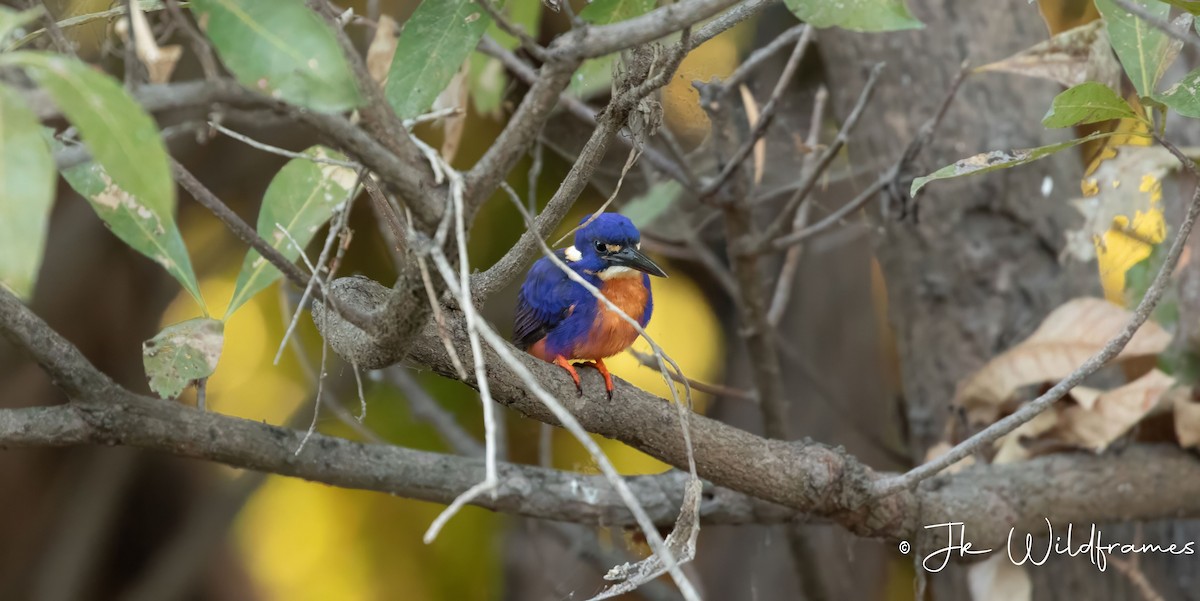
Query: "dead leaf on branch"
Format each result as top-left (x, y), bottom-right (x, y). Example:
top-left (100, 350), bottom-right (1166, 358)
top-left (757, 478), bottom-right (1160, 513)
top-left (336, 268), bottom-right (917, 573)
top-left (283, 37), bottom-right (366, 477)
top-left (1171, 388), bottom-right (1200, 447)
top-left (367, 15), bottom-right (399, 84)
top-left (434, 60), bottom-right (469, 164)
top-left (1054, 368), bottom-right (1176, 451)
top-left (955, 297), bottom-right (1170, 423)
top-left (977, 20), bottom-right (1121, 92)
top-left (115, 3), bottom-right (182, 84)
top-left (992, 410), bottom-right (1060, 464)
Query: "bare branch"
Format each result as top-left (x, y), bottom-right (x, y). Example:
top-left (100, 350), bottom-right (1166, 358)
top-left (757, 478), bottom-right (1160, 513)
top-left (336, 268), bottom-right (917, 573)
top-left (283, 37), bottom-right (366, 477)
top-left (754, 62), bottom-right (884, 249)
top-left (702, 25), bottom-right (813, 197)
top-left (564, 0), bottom-right (740, 59)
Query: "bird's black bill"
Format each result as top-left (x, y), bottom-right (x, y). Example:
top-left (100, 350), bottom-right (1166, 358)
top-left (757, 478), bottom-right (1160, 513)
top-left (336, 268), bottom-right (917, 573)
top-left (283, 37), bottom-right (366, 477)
top-left (609, 246), bottom-right (668, 277)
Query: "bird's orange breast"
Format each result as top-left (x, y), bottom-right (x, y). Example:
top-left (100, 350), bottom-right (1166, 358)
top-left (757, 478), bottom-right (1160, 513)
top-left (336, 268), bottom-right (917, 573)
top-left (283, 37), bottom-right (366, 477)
top-left (572, 277), bottom-right (648, 360)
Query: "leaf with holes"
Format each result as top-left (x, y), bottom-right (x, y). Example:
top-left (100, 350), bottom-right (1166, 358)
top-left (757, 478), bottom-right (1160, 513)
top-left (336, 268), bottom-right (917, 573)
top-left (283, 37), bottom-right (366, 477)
top-left (192, 0), bottom-right (360, 112)
top-left (1043, 82), bottom-right (1138, 128)
top-left (783, 0), bottom-right (922, 32)
top-left (226, 146), bottom-right (357, 317)
top-left (1155, 66), bottom-right (1200, 118)
top-left (61, 159), bottom-right (205, 309)
top-left (1094, 0), bottom-right (1182, 97)
top-left (0, 84), bottom-right (55, 300)
top-left (911, 131), bottom-right (1115, 196)
top-left (144, 317), bottom-right (224, 399)
top-left (2, 52), bottom-right (174, 215)
top-left (977, 20), bottom-right (1122, 92)
top-left (385, 0), bottom-right (492, 119)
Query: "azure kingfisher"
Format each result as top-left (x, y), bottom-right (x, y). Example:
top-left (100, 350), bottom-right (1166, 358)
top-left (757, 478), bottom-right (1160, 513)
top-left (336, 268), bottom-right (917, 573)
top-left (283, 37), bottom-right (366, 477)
top-left (513, 213), bottom-right (667, 399)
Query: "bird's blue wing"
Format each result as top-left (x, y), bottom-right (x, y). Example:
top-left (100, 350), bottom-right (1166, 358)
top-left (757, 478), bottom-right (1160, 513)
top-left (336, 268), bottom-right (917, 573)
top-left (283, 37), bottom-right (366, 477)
top-left (513, 252), bottom-right (577, 350)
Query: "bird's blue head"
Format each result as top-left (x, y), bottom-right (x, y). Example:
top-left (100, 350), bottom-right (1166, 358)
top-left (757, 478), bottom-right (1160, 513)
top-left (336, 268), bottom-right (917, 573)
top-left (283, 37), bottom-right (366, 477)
top-left (564, 213), bottom-right (667, 279)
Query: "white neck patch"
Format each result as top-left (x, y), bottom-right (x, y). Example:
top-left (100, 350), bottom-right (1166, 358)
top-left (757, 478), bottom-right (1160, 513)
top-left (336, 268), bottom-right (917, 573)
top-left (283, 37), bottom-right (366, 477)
top-left (564, 245), bottom-right (582, 262)
top-left (598, 265), bottom-right (639, 280)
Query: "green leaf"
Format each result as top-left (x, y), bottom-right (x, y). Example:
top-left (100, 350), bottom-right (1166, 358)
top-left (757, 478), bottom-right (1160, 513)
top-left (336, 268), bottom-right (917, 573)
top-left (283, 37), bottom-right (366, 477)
top-left (783, 0), bottom-right (923, 32)
top-left (143, 317), bottom-right (224, 399)
top-left (1043, 82), bottom-right (1139, 127)
top-left (1095, 0), bottom-right (1176, 97)
top-left (468, 0), bottom-right (542, 115)
top-left (911, 131), bottom-right (1120, 196)
top-left (1155, 66), bottom-right (1200, 118)
top-left (192, 0), bottom-right (361, 112)
top-left (1162, 0), bottom-right (1200, 15)
top-left (0, 84), bottom-right (55, 300)
top-left (621, 181), bottom-right (681, 228)
top-left (3, 52), bottom-right (174, 217)
top-left (570, 0), bottom-right (655, 98)
top-left (61, 159), bottom-right (205, 310)
top-left (0, 6), bottom-right (43, 45)
top-left (226, 146), bottom-right (357, 317)
top-left (385, 0), bottom-right (492, 119)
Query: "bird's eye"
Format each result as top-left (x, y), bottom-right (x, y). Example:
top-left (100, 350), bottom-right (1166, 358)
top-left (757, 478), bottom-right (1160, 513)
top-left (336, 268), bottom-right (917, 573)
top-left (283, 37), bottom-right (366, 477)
top-left (593, 240), bottom-right (605, 253)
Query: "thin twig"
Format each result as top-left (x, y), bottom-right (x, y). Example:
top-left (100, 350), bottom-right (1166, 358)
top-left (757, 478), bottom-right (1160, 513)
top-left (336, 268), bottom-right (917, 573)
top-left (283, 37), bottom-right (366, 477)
top-left (767, 85), bottom-right (827, 325)
top-left (722, 23), bottom-right (809, 91)
top-left (164, 0), bottom-right (218, 80)
top-left (629, 349), bottom-right (757, 402)
top-left (170, 160), bottom-right (376, 334)
top-left (208, 122), bottom-right (362, 168)
top-left (34, 0), bottom-right (77, 56)
top-left (874, 133), bottom-right (1200, 497)
top-left (702, 25), bottom-right (813, 197)
top-left (755, 63), bottom-right (884, 250)
top-left (476, 0), bottom-right (548, 62)
top-left (387, 367), bottom-right (484, 457)
top-left (770, 63), bottom-right (968, 250)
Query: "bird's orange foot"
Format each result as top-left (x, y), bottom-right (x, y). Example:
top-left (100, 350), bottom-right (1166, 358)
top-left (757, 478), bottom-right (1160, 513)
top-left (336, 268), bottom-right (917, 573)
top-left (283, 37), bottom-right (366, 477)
top-left (588, 358), bottom-right (615, 401)
top-left (553, 355), bottom-right (583, 396)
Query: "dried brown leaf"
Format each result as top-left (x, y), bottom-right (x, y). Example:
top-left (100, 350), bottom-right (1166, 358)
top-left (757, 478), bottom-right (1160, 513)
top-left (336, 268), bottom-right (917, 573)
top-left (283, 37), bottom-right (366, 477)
top-left (956, 297), bottom-right (1170, 421)
top-left (123, 3), bottom-right (182, 84)
top-left (1171, 388), bottom-right (1200, 447)
top-left (737, 84), bottom-right (765, 185)
top-left (435, 61), bottom-right (470, 164)
top-left (366, 15), bottom-right (399, 84)
top-left (1056, 368), bottom-right (1175, 451)
top-left (977, 20), bottom-right (1121, 92)
top-left (992, 410), bottom-right (1059, 464)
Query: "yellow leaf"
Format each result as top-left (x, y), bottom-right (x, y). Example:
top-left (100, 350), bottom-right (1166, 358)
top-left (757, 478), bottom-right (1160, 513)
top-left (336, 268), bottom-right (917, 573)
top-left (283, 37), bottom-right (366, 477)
top-left (1066, 144), bottom-right (1173, 304)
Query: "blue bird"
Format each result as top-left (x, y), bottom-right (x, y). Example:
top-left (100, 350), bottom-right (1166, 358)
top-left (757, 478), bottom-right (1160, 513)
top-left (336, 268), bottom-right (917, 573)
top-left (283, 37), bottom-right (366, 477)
top-left (513, 213), bottom-right (667, 399)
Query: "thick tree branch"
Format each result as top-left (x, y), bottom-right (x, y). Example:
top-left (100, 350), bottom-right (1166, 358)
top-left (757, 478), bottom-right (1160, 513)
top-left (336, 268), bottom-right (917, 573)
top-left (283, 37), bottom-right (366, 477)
top-left (308, 277), bottom-right (1200, 554)
top-left (5, 280), bottom-right (1200, 555)
top-left (561, 0), bottom-right (740, 59)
